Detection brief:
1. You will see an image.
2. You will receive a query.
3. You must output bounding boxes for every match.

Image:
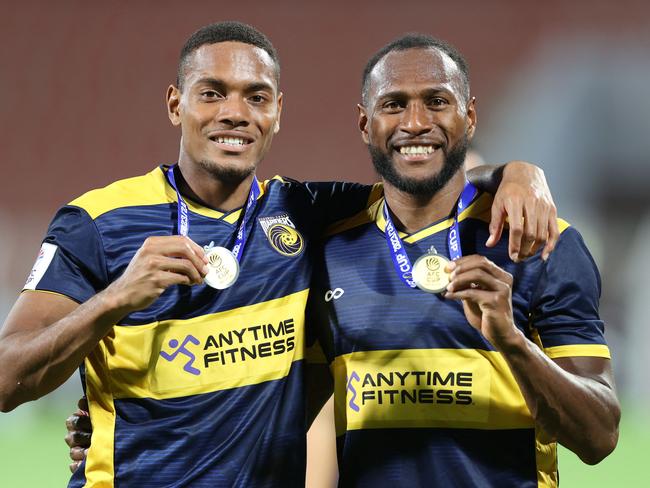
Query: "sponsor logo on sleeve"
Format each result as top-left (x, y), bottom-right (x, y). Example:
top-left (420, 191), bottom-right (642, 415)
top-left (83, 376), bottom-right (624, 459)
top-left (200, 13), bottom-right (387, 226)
top-left (24, 243), bottom-right (58, 290)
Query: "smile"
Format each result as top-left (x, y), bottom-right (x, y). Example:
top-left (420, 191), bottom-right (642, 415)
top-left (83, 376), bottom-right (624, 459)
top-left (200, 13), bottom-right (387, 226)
top-left (399, 145), bottom-right (436, 155)
top-left (210, 136), bottom-right (250, 146)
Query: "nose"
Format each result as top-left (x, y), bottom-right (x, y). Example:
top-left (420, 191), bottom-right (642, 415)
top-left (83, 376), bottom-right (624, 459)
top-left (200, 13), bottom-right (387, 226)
top-left (400, 102), bottom-right (432, 136)
top-left (218, 95), bottom-right (250, 128)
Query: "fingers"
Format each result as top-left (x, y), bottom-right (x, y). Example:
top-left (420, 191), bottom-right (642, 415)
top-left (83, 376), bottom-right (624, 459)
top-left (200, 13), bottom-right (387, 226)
top-left (444, 257), bottom-right (513, 311)
top-left (77, 396), bottom-right (88, 412)
top-left (541, 207), bottom-right (559, 261)
top-left (504, 204), bottom-right (523, 262)
top-left (518, 204), bottom-right (538, 259)
top-left (141, 236), bottom-right (209, 279)
top-left (447, 267), bottom-right (511, 294)
top-left (155, 256), bottom-right (205, 285)
top-left (66, 412), bottom-right (92, 433)
top-left (65, 430), bottom-right (92, 448)
top-left (446, 256), bottom-right (513, 292)
top-left (486, 202), bottom-right (505, 248)
top-left (69, 461), bottom-right (82, 474)
top-left (70, 446), bottom-right (87, 462)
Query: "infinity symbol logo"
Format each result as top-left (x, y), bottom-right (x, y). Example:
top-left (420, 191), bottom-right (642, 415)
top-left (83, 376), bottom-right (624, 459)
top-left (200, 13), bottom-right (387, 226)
top-left (325, 288), bottom-right (344, 302)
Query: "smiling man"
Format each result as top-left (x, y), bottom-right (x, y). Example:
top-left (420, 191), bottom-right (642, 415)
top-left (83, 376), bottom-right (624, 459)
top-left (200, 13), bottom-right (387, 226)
top-left (309, 35), bottom-right (620, 487)
top-left (1, 23), bottom-right (559, 487)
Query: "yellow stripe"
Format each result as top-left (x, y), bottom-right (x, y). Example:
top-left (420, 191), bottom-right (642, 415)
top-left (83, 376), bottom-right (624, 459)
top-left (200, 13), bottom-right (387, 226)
top-left (20, 289), bottom-right (74, 300)
top-left (84, 343), bottom-right (116, 487)
top-left (331, 348), bottom-right (533, 436)
top-left (557, 218), bottom-right (570, 234)
top-left (102, 289), bottom-right (308, 400)
top-left (325, 184), bottom-right (571, 243)
top-left (69, 166), bottom-right (268, 223)
top-left (535, 431), bottom-right (558, 487)
top-left (544, 344), bottom-right (610, 359)
top-left (366, 182), bottom-right (384, 207)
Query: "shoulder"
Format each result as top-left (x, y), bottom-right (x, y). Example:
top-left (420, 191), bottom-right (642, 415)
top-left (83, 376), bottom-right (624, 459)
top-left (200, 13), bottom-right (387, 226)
top-left (68, 166), bottom-right (170, 220)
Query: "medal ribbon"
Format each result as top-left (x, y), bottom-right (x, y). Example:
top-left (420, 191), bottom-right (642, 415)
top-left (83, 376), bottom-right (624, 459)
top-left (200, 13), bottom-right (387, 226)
top-left (166, 164), bottom-right (261, 263)
top-left (383, 180), bottom-right (478, 288)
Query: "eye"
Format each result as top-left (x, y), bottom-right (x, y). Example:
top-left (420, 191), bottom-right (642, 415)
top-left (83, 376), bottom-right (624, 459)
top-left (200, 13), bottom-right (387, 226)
top-left (200, 90), bottom-right (222, 100)
top-left (249, 94), bottom-right (267, 103)
top-left (429, 97), bottom-right (448, 107)
top-left (382, 100), bottom-right (403, 112)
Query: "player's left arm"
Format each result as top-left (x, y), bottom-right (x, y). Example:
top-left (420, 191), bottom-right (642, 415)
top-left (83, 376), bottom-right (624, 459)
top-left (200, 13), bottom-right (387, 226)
top-left (445, 254), bottom-right (620, 465)
top-left (466, 161), bottom-right (558, 262)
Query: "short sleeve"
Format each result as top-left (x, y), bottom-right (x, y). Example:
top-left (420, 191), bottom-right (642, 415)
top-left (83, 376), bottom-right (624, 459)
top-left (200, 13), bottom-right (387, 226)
top-left (529, 226), bottom-right (610, 359)
top-left (302, 181), bottom-right (376, 229)
top-left (23, 205), bottom-right (108, 303)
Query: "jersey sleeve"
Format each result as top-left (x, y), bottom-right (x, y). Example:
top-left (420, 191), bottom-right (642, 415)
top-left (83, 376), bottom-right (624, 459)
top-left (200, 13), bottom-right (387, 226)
top-left (528, 226), bottom-right (610, 359)
top-left (22, 205), bottom-right (108, 303)
top-left (302, 181), bottom-right (377, 229)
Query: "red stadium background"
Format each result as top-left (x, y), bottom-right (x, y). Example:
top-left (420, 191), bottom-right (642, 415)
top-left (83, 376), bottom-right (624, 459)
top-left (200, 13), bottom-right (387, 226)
top-left (1, 1), bottom-right (648, 486)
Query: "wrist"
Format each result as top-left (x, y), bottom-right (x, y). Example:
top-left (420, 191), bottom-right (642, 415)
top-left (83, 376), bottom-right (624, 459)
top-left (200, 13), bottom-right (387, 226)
top-left (503, 160), bottom-right (541, 182)
top-left (95, 286), bottom-right (135, 324)
top-left (489, 326), bottom-right (528, 355)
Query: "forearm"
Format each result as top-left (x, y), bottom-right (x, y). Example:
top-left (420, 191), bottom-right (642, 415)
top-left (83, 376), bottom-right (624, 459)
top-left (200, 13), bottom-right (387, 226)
top-left (0, 290), bottom-right (127, 411)
top-left (498, 331), bottom-right (620, 464)
top-left (466, 163), bottom-right (503, 193)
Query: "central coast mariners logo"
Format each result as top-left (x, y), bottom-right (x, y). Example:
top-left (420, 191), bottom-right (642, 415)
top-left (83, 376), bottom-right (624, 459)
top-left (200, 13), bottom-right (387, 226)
top-left (258, 213), bottom-right (304, 257)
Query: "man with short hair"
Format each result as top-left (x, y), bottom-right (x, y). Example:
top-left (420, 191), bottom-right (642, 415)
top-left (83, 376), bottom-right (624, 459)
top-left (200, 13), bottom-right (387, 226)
top-left (1, 22), bottom-right (557, 486)
top-left (309, 34), bottom-right (620, 486)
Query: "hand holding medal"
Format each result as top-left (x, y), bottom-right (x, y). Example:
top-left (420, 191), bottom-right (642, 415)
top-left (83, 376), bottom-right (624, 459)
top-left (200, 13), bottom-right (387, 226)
top-left (168, 164), bottom-right (260, 290)
top-left (384, 181), bottom-right (477, 294)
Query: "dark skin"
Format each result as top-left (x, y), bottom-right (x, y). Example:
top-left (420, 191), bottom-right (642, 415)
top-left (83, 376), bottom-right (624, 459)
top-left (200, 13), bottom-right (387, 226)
top-left (16, 43), bottom-right (549, 469)
top-left (0, 42), bottom-right (282, 413)
top-left (445, 255), bottom-right (620, 464)
top-left (358, 46), bottom-right (620, 464)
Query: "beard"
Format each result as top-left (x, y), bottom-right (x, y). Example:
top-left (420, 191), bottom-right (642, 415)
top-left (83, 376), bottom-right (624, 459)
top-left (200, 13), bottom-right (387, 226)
top-left (198, 159), bottom-right (256, 185)
top-left (370, 133), bottom-right (469, 197)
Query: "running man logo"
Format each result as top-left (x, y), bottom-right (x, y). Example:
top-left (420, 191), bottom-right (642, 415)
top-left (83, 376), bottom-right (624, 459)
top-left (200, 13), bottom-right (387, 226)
top-left (347, 371), bottom-right (361, 412)
top-left (160, 335), bottom-right (201, 375)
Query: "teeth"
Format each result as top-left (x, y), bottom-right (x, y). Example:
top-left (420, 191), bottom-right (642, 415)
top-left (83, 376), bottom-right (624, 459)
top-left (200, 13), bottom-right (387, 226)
top-left (216, 136), bottom-right (246, 145)
top-left (399, 145), bottom-right (435, 155)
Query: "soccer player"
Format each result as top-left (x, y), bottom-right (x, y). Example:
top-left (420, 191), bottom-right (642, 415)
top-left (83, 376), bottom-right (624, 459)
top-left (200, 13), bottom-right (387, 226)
top-left (1, 22), bottom-right (557, 487)
top-left (307, 35), bottom-right (621, 486)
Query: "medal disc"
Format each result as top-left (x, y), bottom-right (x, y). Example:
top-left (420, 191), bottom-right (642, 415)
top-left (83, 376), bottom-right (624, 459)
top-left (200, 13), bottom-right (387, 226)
top-left (204, 246), bottom-right (239, 289)
top-left (412, 252), bottom-right (451, 293)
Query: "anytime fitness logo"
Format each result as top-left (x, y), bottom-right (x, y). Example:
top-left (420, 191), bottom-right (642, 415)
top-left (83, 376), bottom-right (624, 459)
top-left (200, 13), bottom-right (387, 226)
top-left (160, 335), bottom-right (201, 375)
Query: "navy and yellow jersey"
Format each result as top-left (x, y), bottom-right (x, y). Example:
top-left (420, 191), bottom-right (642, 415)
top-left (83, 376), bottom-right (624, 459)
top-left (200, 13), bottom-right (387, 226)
top-left (308, 188), bottom-right (610, 488)
top-left (22, 166), bottom-right (373, 488)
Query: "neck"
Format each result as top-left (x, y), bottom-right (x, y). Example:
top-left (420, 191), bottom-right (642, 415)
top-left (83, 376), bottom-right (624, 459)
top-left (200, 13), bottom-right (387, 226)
top-left (176, 161), bottom-right (255, 212)
top-left (383, 169), bottom-right (466, 234)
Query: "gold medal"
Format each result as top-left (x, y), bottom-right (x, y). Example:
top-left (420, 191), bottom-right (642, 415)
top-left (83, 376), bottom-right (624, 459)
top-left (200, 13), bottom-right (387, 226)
top-left (204, 246), bottom-right (239, 289)
top-left (412, 252), bottom-right (451, 294)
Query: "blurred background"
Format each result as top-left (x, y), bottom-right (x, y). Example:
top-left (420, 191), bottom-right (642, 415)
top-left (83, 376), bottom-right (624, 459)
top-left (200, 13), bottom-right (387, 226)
top-left (1, 0), bottom-right (648, 485)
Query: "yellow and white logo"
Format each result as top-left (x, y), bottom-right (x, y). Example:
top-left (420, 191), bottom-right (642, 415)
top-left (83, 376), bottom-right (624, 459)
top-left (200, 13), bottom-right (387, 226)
top-left (258, 214), bottom-right (304, 257)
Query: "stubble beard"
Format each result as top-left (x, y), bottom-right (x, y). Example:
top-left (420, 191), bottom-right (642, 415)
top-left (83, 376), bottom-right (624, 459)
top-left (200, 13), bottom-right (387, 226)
top-left (370, 133), bottom-right (469, 198)
top-left (197, 159), bottom-right (256, 186)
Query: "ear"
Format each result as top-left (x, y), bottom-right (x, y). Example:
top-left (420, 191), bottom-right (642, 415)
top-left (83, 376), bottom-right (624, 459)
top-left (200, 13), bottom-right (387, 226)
top-left (167, 85), bottom-right (182, 126)
top-left (358, 104), bottom-right (370, 145)
top-left (466, 96), bottom-right (477, 140)
top-left (274, 92), bottom-right (283, 134)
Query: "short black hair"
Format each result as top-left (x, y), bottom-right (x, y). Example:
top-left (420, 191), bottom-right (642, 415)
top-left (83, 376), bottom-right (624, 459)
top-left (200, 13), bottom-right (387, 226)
top-left (177, 21), bottom-right (280, 90)
top-left (361, 34), bottom-right (470, 105)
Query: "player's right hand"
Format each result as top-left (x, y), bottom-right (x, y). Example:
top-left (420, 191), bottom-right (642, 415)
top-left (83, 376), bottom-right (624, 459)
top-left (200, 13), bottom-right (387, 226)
top-left (104, 236), bottom-right (209, 314)
top-left (65, 397), bottom-right (92, 473)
